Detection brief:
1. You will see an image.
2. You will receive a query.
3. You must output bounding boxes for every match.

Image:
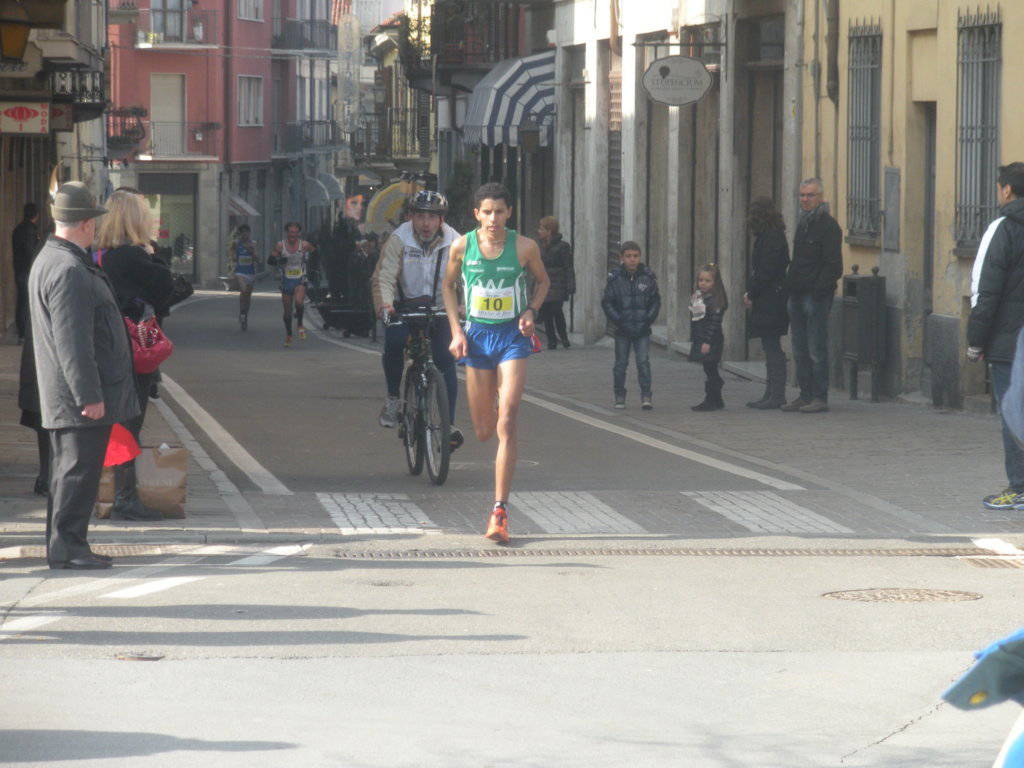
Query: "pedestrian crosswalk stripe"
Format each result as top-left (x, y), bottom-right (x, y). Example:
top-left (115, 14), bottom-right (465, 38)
top-left (682, 491), bottom-right (853, 535)
top-left (511, 491), bottom-right (647, 534)
top-left (317, 492), bottom-right (440, 534)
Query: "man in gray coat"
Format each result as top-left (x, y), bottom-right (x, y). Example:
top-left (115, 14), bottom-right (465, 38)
top-left (29, 182), bottom-right (140, 569)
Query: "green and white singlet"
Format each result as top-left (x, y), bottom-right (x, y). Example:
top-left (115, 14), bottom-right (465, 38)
top-left (462, 229), bottom-right (528, 324)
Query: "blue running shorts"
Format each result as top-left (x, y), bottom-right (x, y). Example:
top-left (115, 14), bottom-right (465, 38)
top-left (462, 320), bottom-right (533, 370)
top-left (280, 277), bottom-right (305, 295)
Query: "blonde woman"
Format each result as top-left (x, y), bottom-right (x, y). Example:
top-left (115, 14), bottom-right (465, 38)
top-left (96, 189), bottom-right (174, 520)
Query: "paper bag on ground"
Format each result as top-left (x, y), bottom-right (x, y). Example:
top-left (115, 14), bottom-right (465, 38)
top-left (97, 466), bottom-right (115, 504)
top-left (136, 444), bottom-right (188, 519)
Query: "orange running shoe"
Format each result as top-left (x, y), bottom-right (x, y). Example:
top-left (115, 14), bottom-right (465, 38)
top-left (284, 335), bottom-right (292, 347)
top-left (298, 327), bottom-right (307, 340)
top-left (485, 504), bottom-right (510, 544)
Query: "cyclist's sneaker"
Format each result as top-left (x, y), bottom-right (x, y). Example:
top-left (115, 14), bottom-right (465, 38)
top-left (298, 327), bottom-right (307, 340)
top-left (379, 395), bottom-right (400, 428)
top-left (614, 396), bottom-right (625, 409)
top-left (239, 313), bottom-right (247, 331)
top-left (641, 396), bottom-right (653, 411)
top-left (983, 488), bottom-right (1024, 510)
top-left (485, 504), bottom-right (510, 544)
top-left (284, 335), bottom-right (292, 347)
top-left (449, 428), bottom-right (464, 452)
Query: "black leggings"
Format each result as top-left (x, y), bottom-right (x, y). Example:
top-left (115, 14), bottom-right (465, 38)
top-left (542, 301), bottom-right (568, 344)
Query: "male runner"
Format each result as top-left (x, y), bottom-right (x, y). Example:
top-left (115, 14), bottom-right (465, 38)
top-left (371, 190), bottom-right (464, 450)
top-left (227, 224), bottom-right (258, 330)
top-left (442, 183), bottom-right (549, 544)
top-left (268, 222), bottom-right (315, 346)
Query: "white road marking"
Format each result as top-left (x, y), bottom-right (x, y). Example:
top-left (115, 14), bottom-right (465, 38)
top-left (308, 306), bottom-right (803, 491)
top-left (973, 538), bottom-right (1024, 556)
top-left (512, 491), bottom-right (646, 534)
top-left (18, 546), bottom-right (236, 607)
top-left (683, 491), bottom-right (853, 534)
top-left (0, 614), bottom-right (64, 636)
top-left (317, 493), bottom-right (438, 534)
top-left (103, 576), bottom-right (205, 599)
top-left (525, 395), bottom-right (804, 491)
top-left (230, 543), bottom-right (312, 566)
top-left (101, 544), bottom-right (312, 599)
top-left (160, 373), bottom-right (292, 497)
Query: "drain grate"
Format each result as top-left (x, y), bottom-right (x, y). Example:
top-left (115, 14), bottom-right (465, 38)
top-left (333, 547), bottom-right (988, 560)
top-left (822, 588), bottom-right (982, 602)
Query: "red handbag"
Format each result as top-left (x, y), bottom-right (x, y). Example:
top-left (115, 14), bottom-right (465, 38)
top-left (125, 316), bottom-right (173, 374)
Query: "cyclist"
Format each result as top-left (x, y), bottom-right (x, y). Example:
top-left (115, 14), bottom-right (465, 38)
top-left (442, 182), bottom-right (549, 543)
top-left (372, 190), bottom-right (463, 451)
top-left (268, 222), bottom-right (315, 346)
top-left (227, 224), bottom-right (258, 330)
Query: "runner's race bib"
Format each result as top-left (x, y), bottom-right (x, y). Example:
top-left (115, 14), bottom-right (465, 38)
top-left (285, 265), bottom-right (303, 279)
top-left (237, 252), bottom-right (253, 266)
top-left (471, 285), bottom-right (515, 320)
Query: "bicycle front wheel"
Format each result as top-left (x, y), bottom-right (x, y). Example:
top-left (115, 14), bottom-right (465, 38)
top-left (402, 371), bottom-right (424, 476)
top-left (423, 365), bottom-right (451, 485)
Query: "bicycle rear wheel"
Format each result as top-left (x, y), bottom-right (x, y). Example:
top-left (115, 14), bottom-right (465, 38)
top-left (424, 366), bottom-right (451, 485)
top-left (402, 371), bottom-right (424, 475)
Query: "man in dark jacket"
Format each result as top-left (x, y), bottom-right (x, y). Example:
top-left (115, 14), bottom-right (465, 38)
top-left (781, 178), bottom-right (843, 414)
top-left (12, 202), bottom-right (40, 343)
top-left (602, 241), bottom-right (660, 410)
top-left (967, 163), bottom-right (1024, 511)
top-left (29, 182), bottom-right (140, 569)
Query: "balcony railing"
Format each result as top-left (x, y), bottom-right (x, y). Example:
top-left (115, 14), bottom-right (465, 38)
top-left (143, 121), bottom-right (220, 158)
top-left (273, 120), bottom-right (344, 154)
top-left (49, 69), bottom-right (106, 121)
top-left (401, 0), bottom-right (522, 73)
top-left (272, 19), bottom-right (339, 52)
top-left (135, 8), bottom-right (218, 47)
top-left (107, 107), bottom-right (148, 158)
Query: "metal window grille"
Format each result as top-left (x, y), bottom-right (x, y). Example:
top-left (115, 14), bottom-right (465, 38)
top-left (847, 22), bottom-right (882, 239)
top-left (956, 8), bottom-right (1001, 249)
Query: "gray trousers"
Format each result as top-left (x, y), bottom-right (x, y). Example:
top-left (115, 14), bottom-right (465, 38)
top-left (46, 424), bottom-right (112, 564)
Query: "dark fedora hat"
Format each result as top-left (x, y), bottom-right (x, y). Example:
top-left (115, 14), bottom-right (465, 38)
top-left (51, 181), bottom-right (107, 223)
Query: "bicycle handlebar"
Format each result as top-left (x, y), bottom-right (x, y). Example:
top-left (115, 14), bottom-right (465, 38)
top-left (382, 307), bottom-right (444, 327)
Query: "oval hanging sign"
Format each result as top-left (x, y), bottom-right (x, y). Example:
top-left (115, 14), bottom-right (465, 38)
top-left (642, 55), bottom-right (713, 107)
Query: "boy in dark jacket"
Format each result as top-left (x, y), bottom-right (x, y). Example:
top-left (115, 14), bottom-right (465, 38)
top-left (602, 241), bottom-right (661, 410)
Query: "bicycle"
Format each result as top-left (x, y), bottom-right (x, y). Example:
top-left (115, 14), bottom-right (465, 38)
top-left (385, 307), bottom-right (451, 485)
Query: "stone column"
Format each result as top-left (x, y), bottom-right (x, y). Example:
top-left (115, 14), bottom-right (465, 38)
top-left (582, 39), bottom-right (611, 344)
top-left (554, 44), bottom-right (573, 241)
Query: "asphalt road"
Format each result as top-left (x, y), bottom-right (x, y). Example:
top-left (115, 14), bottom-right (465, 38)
top-left (2, 290), bottom-right (1023, 767)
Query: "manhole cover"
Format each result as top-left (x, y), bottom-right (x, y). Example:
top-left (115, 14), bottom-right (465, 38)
top-left (822, 588), bottom-right (982, 602)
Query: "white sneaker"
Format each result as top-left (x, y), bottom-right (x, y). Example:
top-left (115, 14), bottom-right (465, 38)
top-left (379, 395), bottom-right (400, 428)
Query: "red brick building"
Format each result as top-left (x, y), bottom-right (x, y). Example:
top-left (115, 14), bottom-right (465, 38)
top-left (108, 0), bottom-right (344, 286)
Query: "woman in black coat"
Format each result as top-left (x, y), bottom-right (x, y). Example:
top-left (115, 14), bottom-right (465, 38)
top-left (743, 196), bottom-right (790, 409)
top-left (537, 215), bottom-right (575, 349)
top-left (96, 190), bottom-right (175, 520)
top-left (18, 327), bottom-right (48, 496)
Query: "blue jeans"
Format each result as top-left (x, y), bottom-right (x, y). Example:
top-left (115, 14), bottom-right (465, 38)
top-left (613, 334), bottom-right (651, 398)
top-left (991, 362), bottom-right (1024, 491)
top-left (383, 322), bottom-right (458, 423)
top-left (788, 293), bottom-right (833, 402)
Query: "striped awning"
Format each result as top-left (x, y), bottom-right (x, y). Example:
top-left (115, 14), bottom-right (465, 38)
top-left (463, 50), bottom-right (556, 148)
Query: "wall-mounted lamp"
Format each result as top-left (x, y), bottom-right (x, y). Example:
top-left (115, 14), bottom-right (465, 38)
top-left (518, 114), bottom-right (542, 154)
top-left (0, 0), bottom-right (31, 63)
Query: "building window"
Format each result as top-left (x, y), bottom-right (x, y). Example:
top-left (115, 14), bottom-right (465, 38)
top-left (238, 0), bottom-right (263, 21)
top-left (956, 8), bottom-right (1001, 249)
top-left (238, 76), bottom-right (263, 126)
top-left (846, 22), bottom-right (882, 241)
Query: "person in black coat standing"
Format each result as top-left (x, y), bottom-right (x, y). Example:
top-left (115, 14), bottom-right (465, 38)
top-left (743, 197), bottom-right (790, 409)
top-left (781, 178), bottom-right (843, 414)
top-left (967, 162), bottom-right (1024, 511)
top-left (96, 190), bottom-right (175, 520)
top-left (537, 216), bottom-right (575, 349)
top-left (602, 241), bottom-right (660, 410)
top-left (30, 183), bottom-right (139, 569)
top-left (12, 201), bottom-right (40, 343)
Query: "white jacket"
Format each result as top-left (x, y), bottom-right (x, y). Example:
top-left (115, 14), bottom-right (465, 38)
top-left (371, 221), bottom-right (460, 311)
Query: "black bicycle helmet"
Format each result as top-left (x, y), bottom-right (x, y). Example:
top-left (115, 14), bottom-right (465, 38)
top-left (408, 189), bottom-right (449, 215)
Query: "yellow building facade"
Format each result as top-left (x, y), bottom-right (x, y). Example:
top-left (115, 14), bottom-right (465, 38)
top-left (802, 1), bottom-right (1019, 406)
